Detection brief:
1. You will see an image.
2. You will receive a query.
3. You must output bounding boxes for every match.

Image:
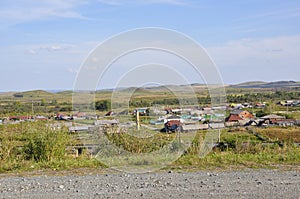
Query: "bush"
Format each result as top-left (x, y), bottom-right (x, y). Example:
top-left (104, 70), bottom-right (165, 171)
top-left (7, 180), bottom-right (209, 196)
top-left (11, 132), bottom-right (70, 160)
top-left (23, 123), bottom-right (71, 162)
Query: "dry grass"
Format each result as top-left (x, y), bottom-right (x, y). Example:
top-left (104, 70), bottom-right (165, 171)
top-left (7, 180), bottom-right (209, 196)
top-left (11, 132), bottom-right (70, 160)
top-left (255, 127), bottom-right (300, 143)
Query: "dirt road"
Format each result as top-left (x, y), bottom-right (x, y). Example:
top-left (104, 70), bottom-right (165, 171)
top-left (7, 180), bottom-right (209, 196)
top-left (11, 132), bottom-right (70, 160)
top-left (0, 169), bottom-right (299, 199)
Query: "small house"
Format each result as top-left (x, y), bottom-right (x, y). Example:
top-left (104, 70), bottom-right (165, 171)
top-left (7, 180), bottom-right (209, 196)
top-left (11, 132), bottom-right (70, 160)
top-left (259, 114), bottom-right (294, 126)
top-left (209, 123), bottom-right (225, 129)
top-left (165, 120), bottom-right (181, 132)
top-left (164, 115), bottom-right (182, 132)
top-left (134, 108), bottom-right (149, 116)
top-left (165, 108), bottom-right (182, 115)
top-left (226, 114), bottom-right (243, 122)
top-left (69, 125), bottom-right (91, 133)
top-left (260, 114), bottom-right (285, 120)
top-left (226, 110), bottom-right (254, 126)
top-left (270, 119), bottom-right (296, 126)
top-left (35, 115), bottom-right (48, 121)
top-left (181, 123), bottom-right (209, 132)
top-left (95, 119), bottom-right (119, 127)
top-left (105, 111), bottom-right (115, 116)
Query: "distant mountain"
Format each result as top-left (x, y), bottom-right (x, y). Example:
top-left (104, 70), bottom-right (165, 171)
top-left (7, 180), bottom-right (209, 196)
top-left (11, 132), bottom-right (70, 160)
top-left (2, 81), bottom-right (300, 96)
top-left (15, 90), bottom-right (53, 97)
top-left (0, 92), bottom-right (16, 97)
top-left (46, 90), bottom-right (65, 93)
top-left (230, 81), bottom-right (300, 89)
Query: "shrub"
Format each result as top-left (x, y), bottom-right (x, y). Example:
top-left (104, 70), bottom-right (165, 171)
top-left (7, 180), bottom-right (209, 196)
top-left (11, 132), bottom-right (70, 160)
top-left (22, 122), bottom-right (70, 162)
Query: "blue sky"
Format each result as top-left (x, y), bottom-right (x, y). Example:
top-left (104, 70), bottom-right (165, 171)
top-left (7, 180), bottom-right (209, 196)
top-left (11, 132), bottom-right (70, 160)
top-left (0, 0), bottom-right (300, 91)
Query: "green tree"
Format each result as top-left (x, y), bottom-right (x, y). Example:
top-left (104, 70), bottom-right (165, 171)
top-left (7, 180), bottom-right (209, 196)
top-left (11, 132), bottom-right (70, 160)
top-left (95, 100), bottom-right (111, 111)
top-left (41, 99), bottom-right (46, 106)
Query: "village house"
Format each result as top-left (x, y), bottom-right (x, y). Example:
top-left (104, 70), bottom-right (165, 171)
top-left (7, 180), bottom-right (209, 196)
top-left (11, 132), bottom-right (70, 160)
top-left (255, 103), bottom-right (266, 108)
top-left (201, 106), bottom-right (214, 115)
top-left (209, 123), bottom-right (225, 129)
top-left (226, 114), bottom-right (243, 123)
top-left (134, 108), bottom-right (149, 116)
top-left (271, 119), bottom-right (297, 126)
top-left (229, 110), bottom-right (254, 120)
top-left (226, 110), bottom-right (254, 126)
top-left (164, 115), bottom-right (183, 123)
top-left (229, 103), bottom-right (253, 109)
top-left (105, 111), bottom-right (115, 116)
top-left (278, 100), bottom-right (300, 107)
top-left (72, 112), bottom-right (86, 120)
top-left (164, 115), bottom-right (182, 132)
top-left (260, 114), bottom-right (297, 127)
top-left (35, 115), bottom-right (48, 121)
top-left (69, 125), bottom-right (91, 133)
top-left (181, 123), bottom-right (209, 132)
top-left (9, 115), bottom-right (33, 121)
top-left (260, 114), bottom-right (285, 120)
top-left (95, 119), bottom-right (119, 127)
top-left (165, 120), bottom-right (181, 132)
top-left (165, 108), bottom-right (182, 115)
top-left (55, 113), bottom-right (71, 121)
top-left (229, 103), bottom-right (244, 109)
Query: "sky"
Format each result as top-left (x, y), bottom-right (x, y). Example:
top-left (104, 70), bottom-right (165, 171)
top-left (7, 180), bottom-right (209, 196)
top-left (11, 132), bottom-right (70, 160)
top-left (0, 0), bottom-right (300, 91)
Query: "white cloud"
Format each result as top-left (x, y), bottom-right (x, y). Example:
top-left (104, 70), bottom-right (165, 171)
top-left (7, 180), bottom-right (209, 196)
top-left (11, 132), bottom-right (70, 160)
top-left (207, 35), bottom-right (300, 82)
top-left (0, 0), bottom-right (189, 26)
top-left (0, 0), bottom-right (88, 25)
top-left (26, 44), bottom-right (76, 54)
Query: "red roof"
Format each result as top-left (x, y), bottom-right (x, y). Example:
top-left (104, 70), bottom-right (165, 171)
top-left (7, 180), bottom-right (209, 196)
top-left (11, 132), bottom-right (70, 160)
top-left (270, 119), bottom-right (296, 124)
top-left (166, 120), bottom-right (181, 127)
top-left (9, 116), bottom-right (31, 120)
top-left (227, 114), bottom-right (243, 122)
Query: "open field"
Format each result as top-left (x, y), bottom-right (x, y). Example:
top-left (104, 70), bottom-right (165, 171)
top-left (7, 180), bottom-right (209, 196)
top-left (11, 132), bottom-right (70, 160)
top-left (0, 121), bottom-right (299, 173)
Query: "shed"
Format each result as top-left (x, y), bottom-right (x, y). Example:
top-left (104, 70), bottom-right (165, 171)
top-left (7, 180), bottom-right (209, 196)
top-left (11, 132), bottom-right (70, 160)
top-left (209, 123), bottom-right (225, 129)
top-left (181, 124), bottom-right (209, 132)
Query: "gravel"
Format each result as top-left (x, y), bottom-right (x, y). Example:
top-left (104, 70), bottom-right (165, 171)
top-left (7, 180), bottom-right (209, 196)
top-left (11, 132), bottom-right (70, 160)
top-left (0, 169), bottom-right (299, 199)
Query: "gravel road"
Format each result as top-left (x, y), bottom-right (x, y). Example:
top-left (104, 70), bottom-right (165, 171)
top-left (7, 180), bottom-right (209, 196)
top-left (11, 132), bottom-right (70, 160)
top-left (0, 169), bottom-right (299, 199)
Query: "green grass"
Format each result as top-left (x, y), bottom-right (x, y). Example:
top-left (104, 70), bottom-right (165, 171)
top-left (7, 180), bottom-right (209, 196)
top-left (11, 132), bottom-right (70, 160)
top-left (171, 128), bottom-right (300, 170)
top-left (173, 146), bottom-right (300, 170)
top-left (0, 122), bottom-right (299, 174)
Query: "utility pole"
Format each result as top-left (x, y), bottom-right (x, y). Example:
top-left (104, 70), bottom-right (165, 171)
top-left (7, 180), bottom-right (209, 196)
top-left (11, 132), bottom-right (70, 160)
top-left (136, 111), bottom-right (140, 131)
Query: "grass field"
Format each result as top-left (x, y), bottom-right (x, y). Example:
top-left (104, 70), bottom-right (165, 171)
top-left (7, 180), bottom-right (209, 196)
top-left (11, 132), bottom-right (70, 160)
top-left (255, 127), bottom-right (300, 143)
top-left (0, 122), bottom-right (299, 173)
